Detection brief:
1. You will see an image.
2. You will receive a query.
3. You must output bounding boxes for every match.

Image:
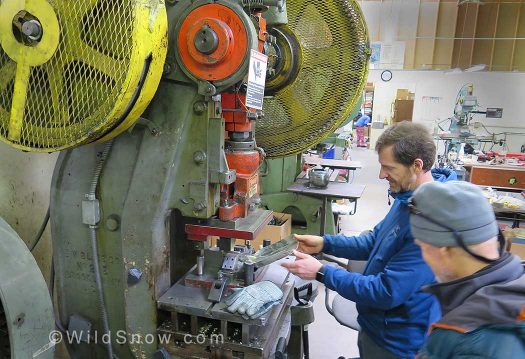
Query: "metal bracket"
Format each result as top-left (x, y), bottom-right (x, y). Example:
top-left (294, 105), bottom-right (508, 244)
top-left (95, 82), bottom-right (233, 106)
top-left (67, 314), bottom-right (92, 343)
top-left (208, 277), bottom-right (230, 303)
top-left (348, 199), bottom-right (358, 216)
top-left (198, 81), bottom-right (217, 97)
top-left (221, 252), bottom-right (240, 272)
top-left (82, 195), bottom-right (100, 226)
top-left (218, 169), bottom-right (236, 185)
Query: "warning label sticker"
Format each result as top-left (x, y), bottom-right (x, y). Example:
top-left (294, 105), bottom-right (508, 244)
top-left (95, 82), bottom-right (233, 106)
top-left (246, 49), bottom-right (268, 110)
top-left (248, 174), bottom-right (258, 198)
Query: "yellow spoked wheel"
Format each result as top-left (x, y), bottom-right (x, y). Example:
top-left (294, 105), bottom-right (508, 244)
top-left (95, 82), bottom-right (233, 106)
top-left (256, 0), bottom-right (370, 158)
top-left (0, 0), bottom-right (167, 152)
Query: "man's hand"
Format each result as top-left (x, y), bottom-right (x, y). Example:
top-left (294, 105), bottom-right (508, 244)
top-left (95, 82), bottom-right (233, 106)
top-left (281, 250), bottom-right (323, 280)
top-left (294, 234), bottom-right (324, 254)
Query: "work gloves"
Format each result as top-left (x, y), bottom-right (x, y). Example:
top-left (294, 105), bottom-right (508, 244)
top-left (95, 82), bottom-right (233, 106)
top-left (225, 281), bottom-right (283, 319)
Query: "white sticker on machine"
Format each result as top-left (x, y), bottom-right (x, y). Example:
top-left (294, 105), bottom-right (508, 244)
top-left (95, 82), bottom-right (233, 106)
top-left (246, 49), bottom-right (268, 110)
top-left (248, 174), bottom-right (258, 198)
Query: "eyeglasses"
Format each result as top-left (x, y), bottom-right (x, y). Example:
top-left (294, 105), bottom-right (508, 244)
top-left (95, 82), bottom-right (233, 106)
top-left (408, 198), bottom-right (503, 264)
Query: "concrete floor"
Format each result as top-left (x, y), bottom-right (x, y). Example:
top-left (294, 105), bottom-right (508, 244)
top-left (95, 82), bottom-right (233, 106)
top-left (308, 147), bottom-right (390, 359)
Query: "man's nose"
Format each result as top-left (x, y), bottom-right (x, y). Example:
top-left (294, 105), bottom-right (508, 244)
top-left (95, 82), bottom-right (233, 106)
top-left (379, 169), bottom-right (388, 179)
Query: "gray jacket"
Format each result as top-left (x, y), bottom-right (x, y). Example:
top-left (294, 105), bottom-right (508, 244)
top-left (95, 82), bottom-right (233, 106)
top-left (419, 253), bottom-right (525, 358)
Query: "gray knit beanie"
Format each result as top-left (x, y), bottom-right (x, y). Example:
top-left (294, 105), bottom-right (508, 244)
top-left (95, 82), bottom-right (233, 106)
top-left (409, 181), bottom-right (498, 247)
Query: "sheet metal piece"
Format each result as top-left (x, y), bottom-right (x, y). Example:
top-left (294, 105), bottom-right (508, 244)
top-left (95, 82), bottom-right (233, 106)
top-left (245, 236), bottom-right (298, 268)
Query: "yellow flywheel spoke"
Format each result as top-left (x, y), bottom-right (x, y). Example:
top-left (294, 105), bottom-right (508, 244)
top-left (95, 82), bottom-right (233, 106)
top-left (8, 63), bottom-right (31, 142)
top-left (76, 43), bottom-right (126, 79)
top-left (304, 49), bottom-right (342, 69)
top-left (58, 2), bottom-right (125, 79)
top-left (280, 92), bottom-right (310, 125)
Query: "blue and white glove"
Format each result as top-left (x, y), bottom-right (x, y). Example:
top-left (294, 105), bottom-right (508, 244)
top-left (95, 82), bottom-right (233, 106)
top-left (225, 281), bottom-right (283, 319)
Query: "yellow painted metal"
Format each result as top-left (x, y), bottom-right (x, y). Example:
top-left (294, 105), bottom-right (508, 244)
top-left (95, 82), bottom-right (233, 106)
top-left (0, 0), bottom-right (168, 152)
top-left (0, 0), bottom-right (61, 142)
top-left (95, 3), bottom-right (168, 143)
top-left (8, 59), bottom-right (30, 141)
top-left (256, 0), bottom-right (370, 158)
top-left (0, 0), bottom-right (60, 66)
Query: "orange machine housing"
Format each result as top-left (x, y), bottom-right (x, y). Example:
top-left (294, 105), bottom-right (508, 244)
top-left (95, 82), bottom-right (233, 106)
top-left (177, 4), bottom-right (248, 81)
top-left (219, 11), bottom-right (267, 221)
top-left (178, 4), bottom-right (268, 222)
top-left (220, 149), bottom-right (262, 220)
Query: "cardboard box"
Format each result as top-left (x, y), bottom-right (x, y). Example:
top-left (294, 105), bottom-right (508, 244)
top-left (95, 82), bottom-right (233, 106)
top-left (396, 89), bottom-right (415, 100)
top-left (503, 227), bottom-right (525, 259)
top-left (392, 99), bottom-right (414, 123)
top-left (396, 89), bottom-right (409, 99)
top-left (248, 212), bottom-right (292, 250)
top-left (210, 212), bottom-right (292, 250)
top-left (509, 239), bottom-right (525, 259)
top-left (510, 242), bottom-right (525, 259)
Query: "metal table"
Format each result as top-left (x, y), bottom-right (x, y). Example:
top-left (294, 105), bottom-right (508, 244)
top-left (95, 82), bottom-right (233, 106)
top-left (287, 179), bottom-right (365, 235)
top-left (303, 157), bottom-right (362, 182)
top-left (490, 190), bottom-right (525, 228)
top-left (303, 157), bottom-right (362, 170)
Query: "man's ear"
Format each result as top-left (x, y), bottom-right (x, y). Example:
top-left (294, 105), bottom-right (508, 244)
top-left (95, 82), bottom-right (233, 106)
top-left (414, 159), bottom-right (424, 172)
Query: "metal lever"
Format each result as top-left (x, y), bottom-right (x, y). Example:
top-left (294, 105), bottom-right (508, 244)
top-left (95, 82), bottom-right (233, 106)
top-left (294, 283), bottom-right (313, 306)
top-left (275, 336), bottom-right (288, 359)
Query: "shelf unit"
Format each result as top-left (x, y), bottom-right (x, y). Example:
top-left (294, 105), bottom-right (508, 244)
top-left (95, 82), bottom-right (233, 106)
top-left (363, 82), bottom-right (374, 118)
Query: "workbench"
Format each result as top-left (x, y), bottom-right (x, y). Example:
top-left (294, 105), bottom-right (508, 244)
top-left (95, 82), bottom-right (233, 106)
top-left (302, 157), bottom-right (362, 170)
top-left (302, 157), bottom-right (362, 183)
top-left (465, 163), bottom-right (525, 191)
top-left (287, 179), bottom-right (365, 235)
top-left (489, 190), bottom-right (525, 229)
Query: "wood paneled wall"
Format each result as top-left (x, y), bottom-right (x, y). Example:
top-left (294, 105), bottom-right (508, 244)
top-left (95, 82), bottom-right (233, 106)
top-left (359, 0), bottom-right (525, 71)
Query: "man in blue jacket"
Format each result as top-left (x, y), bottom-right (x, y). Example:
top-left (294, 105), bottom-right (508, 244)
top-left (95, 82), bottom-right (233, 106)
top-left (282, 122), bottom-right (445, 358)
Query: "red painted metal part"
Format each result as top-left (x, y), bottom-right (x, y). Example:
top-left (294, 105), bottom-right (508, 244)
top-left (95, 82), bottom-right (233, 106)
top-left (254, 11), bottom-right (268, 52)
top-left (185, 209), bottom-right (272, 241)
top-left (222, 93), bottom-right (255, 132)
top-left (187, 18), bottom-right (232, 65)
top-left (219, 151), bottom-right (261, 221)
top-left (226, 150), bottom-right (261, 175)
top-left (186, 224), bottom-right (258, 241)
top-left (177, 4), bottom-right (248, 81)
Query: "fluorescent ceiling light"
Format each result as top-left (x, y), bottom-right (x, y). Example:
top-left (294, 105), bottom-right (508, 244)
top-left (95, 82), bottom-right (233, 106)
top-left (458, 0), bottom-right (484, 5)
top-left (465, 64), bottom-right (486, 72)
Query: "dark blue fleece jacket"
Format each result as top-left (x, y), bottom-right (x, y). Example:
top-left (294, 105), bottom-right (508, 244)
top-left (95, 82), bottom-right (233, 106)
top-left (419, 253), bottom-right (525, 359)
top-left (322, 190), bottom-right (441, 358)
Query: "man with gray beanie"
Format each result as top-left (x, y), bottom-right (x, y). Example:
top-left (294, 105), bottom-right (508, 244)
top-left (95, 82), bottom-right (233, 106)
top-left (409, 180), bottom-right (525, 358)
